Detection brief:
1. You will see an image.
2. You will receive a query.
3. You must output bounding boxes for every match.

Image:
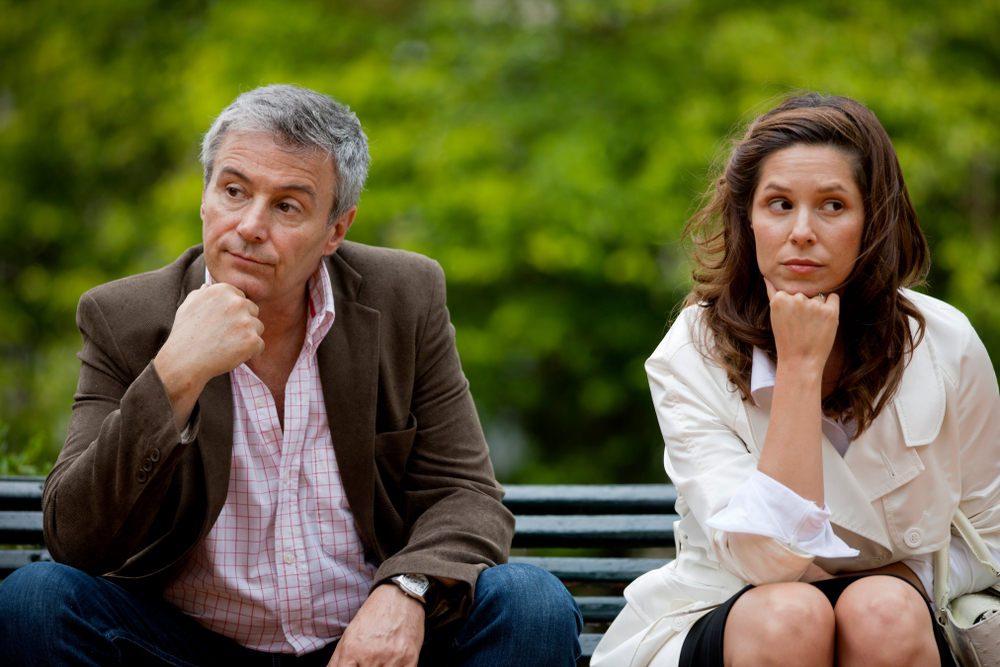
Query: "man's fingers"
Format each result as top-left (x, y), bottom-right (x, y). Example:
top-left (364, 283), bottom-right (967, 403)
top-left (246, 299), bottom-right (260, 317)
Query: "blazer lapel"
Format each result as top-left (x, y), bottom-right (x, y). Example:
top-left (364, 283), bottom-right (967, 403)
top-left (178, 250), bottom-right (234, 522)
top-left (317, 253), bottom-right (382, 554)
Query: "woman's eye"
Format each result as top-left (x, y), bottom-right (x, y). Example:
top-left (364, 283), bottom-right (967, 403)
top-left (767, 200), bottom-right (792, 212)
top-left (822, 201), bottom-right (844, 212)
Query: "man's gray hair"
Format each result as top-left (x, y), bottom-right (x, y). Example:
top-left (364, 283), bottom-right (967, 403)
top-left (200, 84), bottom-right (369, 224)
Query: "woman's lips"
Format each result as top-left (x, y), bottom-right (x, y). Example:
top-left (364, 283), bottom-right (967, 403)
top-left (782, 260), bottom-right (822, 274)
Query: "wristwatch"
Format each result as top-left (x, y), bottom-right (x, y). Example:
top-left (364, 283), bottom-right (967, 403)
top-left (391, 573), bottom-right (431, 604)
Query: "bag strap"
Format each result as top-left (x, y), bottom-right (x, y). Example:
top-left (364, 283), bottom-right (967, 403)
top-left (933, 509), bottom-right (1000, 621)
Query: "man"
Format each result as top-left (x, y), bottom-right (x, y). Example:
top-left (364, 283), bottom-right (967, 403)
top-left (0, 84), bottom-right (581, 666)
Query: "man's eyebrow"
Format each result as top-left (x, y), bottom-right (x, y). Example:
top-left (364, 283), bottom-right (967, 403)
top-left (217, 166), bottom-right (318, 204)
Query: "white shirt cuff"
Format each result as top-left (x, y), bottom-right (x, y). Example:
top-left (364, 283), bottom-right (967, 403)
top-left (705, 470), bottom-right (859, 559)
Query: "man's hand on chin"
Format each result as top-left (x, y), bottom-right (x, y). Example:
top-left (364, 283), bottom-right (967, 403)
top-left (328, 582), bottom-right (425, 667)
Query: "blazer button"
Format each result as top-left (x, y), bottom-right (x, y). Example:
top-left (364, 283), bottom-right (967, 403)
top-left (149, 448), bottom-right (161, 462)
top-left (142, 458), bottom-right (154, 472)
top-left (904, 528), bottom-right (924, 547)
top-left (136, 470), bottom-right (148, 483)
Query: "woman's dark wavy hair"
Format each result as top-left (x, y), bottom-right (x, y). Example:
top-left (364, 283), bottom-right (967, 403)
top-left (683, 92), bottom-right (930, 435)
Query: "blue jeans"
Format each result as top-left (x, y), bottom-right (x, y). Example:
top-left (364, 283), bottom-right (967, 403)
top-left (0, 562), bottom-right (581, 666)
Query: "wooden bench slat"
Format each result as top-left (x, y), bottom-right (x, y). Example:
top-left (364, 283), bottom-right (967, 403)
top-left (580, 634), bottom-right (603, 659)
top-left (0, 477), bottom-right (44, 512)
top-left (575, 596), bottom-right (627, 622)
top-left (0, 511), bottom-right (44, 544)
top-left (0, 548), bottom-right (52, 578)
top-left (503, 484), bottom-right (675, 515)
top-left (511, 514), bottom-right (676, 548)
top-left (509, 556), bottom-right (670, 584)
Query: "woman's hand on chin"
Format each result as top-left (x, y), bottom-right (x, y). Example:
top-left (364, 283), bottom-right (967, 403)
top-left (764, 276), bottom-right (840, 372)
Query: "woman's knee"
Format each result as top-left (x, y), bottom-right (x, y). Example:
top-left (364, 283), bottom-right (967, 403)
top-left (724, 582), bottom-right (835, 666)
top-left (834, 576), bottom-right (937, 666)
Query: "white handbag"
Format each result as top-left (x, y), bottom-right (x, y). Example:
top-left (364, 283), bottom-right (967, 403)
top-left (933, 509), bottom-right (1000, 666)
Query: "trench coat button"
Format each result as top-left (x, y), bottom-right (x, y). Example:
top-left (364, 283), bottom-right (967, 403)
top-left (905, 528), bottom-right (924, 547)
top-left (136, 470), bottom-right (148, 483)
top-left (142, 458), bottom-right (153, 472)
top-left (149, 448), bottom-right (161, 462)
top-left (671, 616), bottom-right (688, 631)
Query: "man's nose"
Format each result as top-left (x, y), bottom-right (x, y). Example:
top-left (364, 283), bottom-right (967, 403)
top-left (787, 208), bottom-right (817, 246)
top-left (236, 201), bottom-right (269, 242)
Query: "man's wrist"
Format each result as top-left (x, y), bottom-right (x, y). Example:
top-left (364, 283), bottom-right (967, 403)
top-left (390, 573), bottom-right (431, 604)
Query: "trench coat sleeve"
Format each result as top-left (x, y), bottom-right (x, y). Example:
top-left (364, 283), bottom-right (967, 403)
top-left (646, 308), bottom-right (813, 585)
top-left (369, 261), bottom-right (515, 625)
top-left (949, 309), bottom-right (1000, 546)
top-left (42, 290), bottom-right (201, 575)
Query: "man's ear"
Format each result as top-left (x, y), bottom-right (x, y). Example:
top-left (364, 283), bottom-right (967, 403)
top-left (323, 207), bottom-right (357, 255)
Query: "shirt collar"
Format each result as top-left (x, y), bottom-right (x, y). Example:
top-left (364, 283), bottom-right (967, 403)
top-left (749, 345), bottom-right (856, 456)
top-left (203, 260), bottom-right (337, 356)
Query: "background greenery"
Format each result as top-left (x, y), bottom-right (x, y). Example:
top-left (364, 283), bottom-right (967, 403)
top-left (0, 0), bottom-right (997, 483)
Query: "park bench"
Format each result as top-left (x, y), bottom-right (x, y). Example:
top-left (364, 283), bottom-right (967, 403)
top-left (0, 476), bottom-right (677, 665)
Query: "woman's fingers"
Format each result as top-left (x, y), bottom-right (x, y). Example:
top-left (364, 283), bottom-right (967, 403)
top-left (766, 284), bottom-right (840, 367)
top-left (763, 276), bottom-right (778, 301)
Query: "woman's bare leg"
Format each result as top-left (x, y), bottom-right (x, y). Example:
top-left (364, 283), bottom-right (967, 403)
top-left (834, 575), bottom-right (939, 667)
top-left (723, 582), bottom-right (836, 667)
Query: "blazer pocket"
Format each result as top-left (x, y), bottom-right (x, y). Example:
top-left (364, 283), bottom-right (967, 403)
top-left (374, 413), bottom-right (418, 489)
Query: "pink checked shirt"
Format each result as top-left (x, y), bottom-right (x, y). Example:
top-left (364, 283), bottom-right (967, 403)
top-left (162, 261), bottom-right (376, 655)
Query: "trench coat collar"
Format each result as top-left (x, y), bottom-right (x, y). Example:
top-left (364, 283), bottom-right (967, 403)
top-left (743, 326), bottom-right (945, 552)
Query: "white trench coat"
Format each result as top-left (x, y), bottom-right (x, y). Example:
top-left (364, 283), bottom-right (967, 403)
top-left (592, 291), bottom-right (1000, 667)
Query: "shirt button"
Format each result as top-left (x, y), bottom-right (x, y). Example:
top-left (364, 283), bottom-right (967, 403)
top-left (671, 616), bottom-right (688, 631)
top-left (255, 397), bottom-right (266, 408)
top-left (283, 471), bottom-right (290, 484)
top-left (284, 553), bottom-right (295, 564)
top-left (905, 528), bottom-right (924, 547)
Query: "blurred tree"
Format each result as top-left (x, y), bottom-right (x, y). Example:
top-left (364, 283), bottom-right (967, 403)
top-left (0, 0), bottom-right (997, 483)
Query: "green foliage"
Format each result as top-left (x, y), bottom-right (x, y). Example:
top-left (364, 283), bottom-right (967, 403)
top-left (0, 0), bottom-right (997, 482)
top-left (0, 422), bottom-right (53, 477)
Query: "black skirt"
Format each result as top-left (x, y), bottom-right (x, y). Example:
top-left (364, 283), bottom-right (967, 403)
top-left (678, 574), bottom-right (957, 667)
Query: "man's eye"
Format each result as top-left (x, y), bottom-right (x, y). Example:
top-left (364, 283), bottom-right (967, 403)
top-left (277, 202), bottom-right (298, 214)
top-left (225, 186), bottom-right (241, 198)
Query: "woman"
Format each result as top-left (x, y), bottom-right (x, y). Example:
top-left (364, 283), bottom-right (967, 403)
top-left (592, 93), bottom-right (1000, 667)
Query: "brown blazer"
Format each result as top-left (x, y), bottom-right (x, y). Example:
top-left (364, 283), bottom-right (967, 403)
top-left (43, 242), bottom-right (514, 627)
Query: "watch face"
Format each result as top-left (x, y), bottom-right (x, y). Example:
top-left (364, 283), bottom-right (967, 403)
top-left (399, 574), bottom-right (430, 596)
